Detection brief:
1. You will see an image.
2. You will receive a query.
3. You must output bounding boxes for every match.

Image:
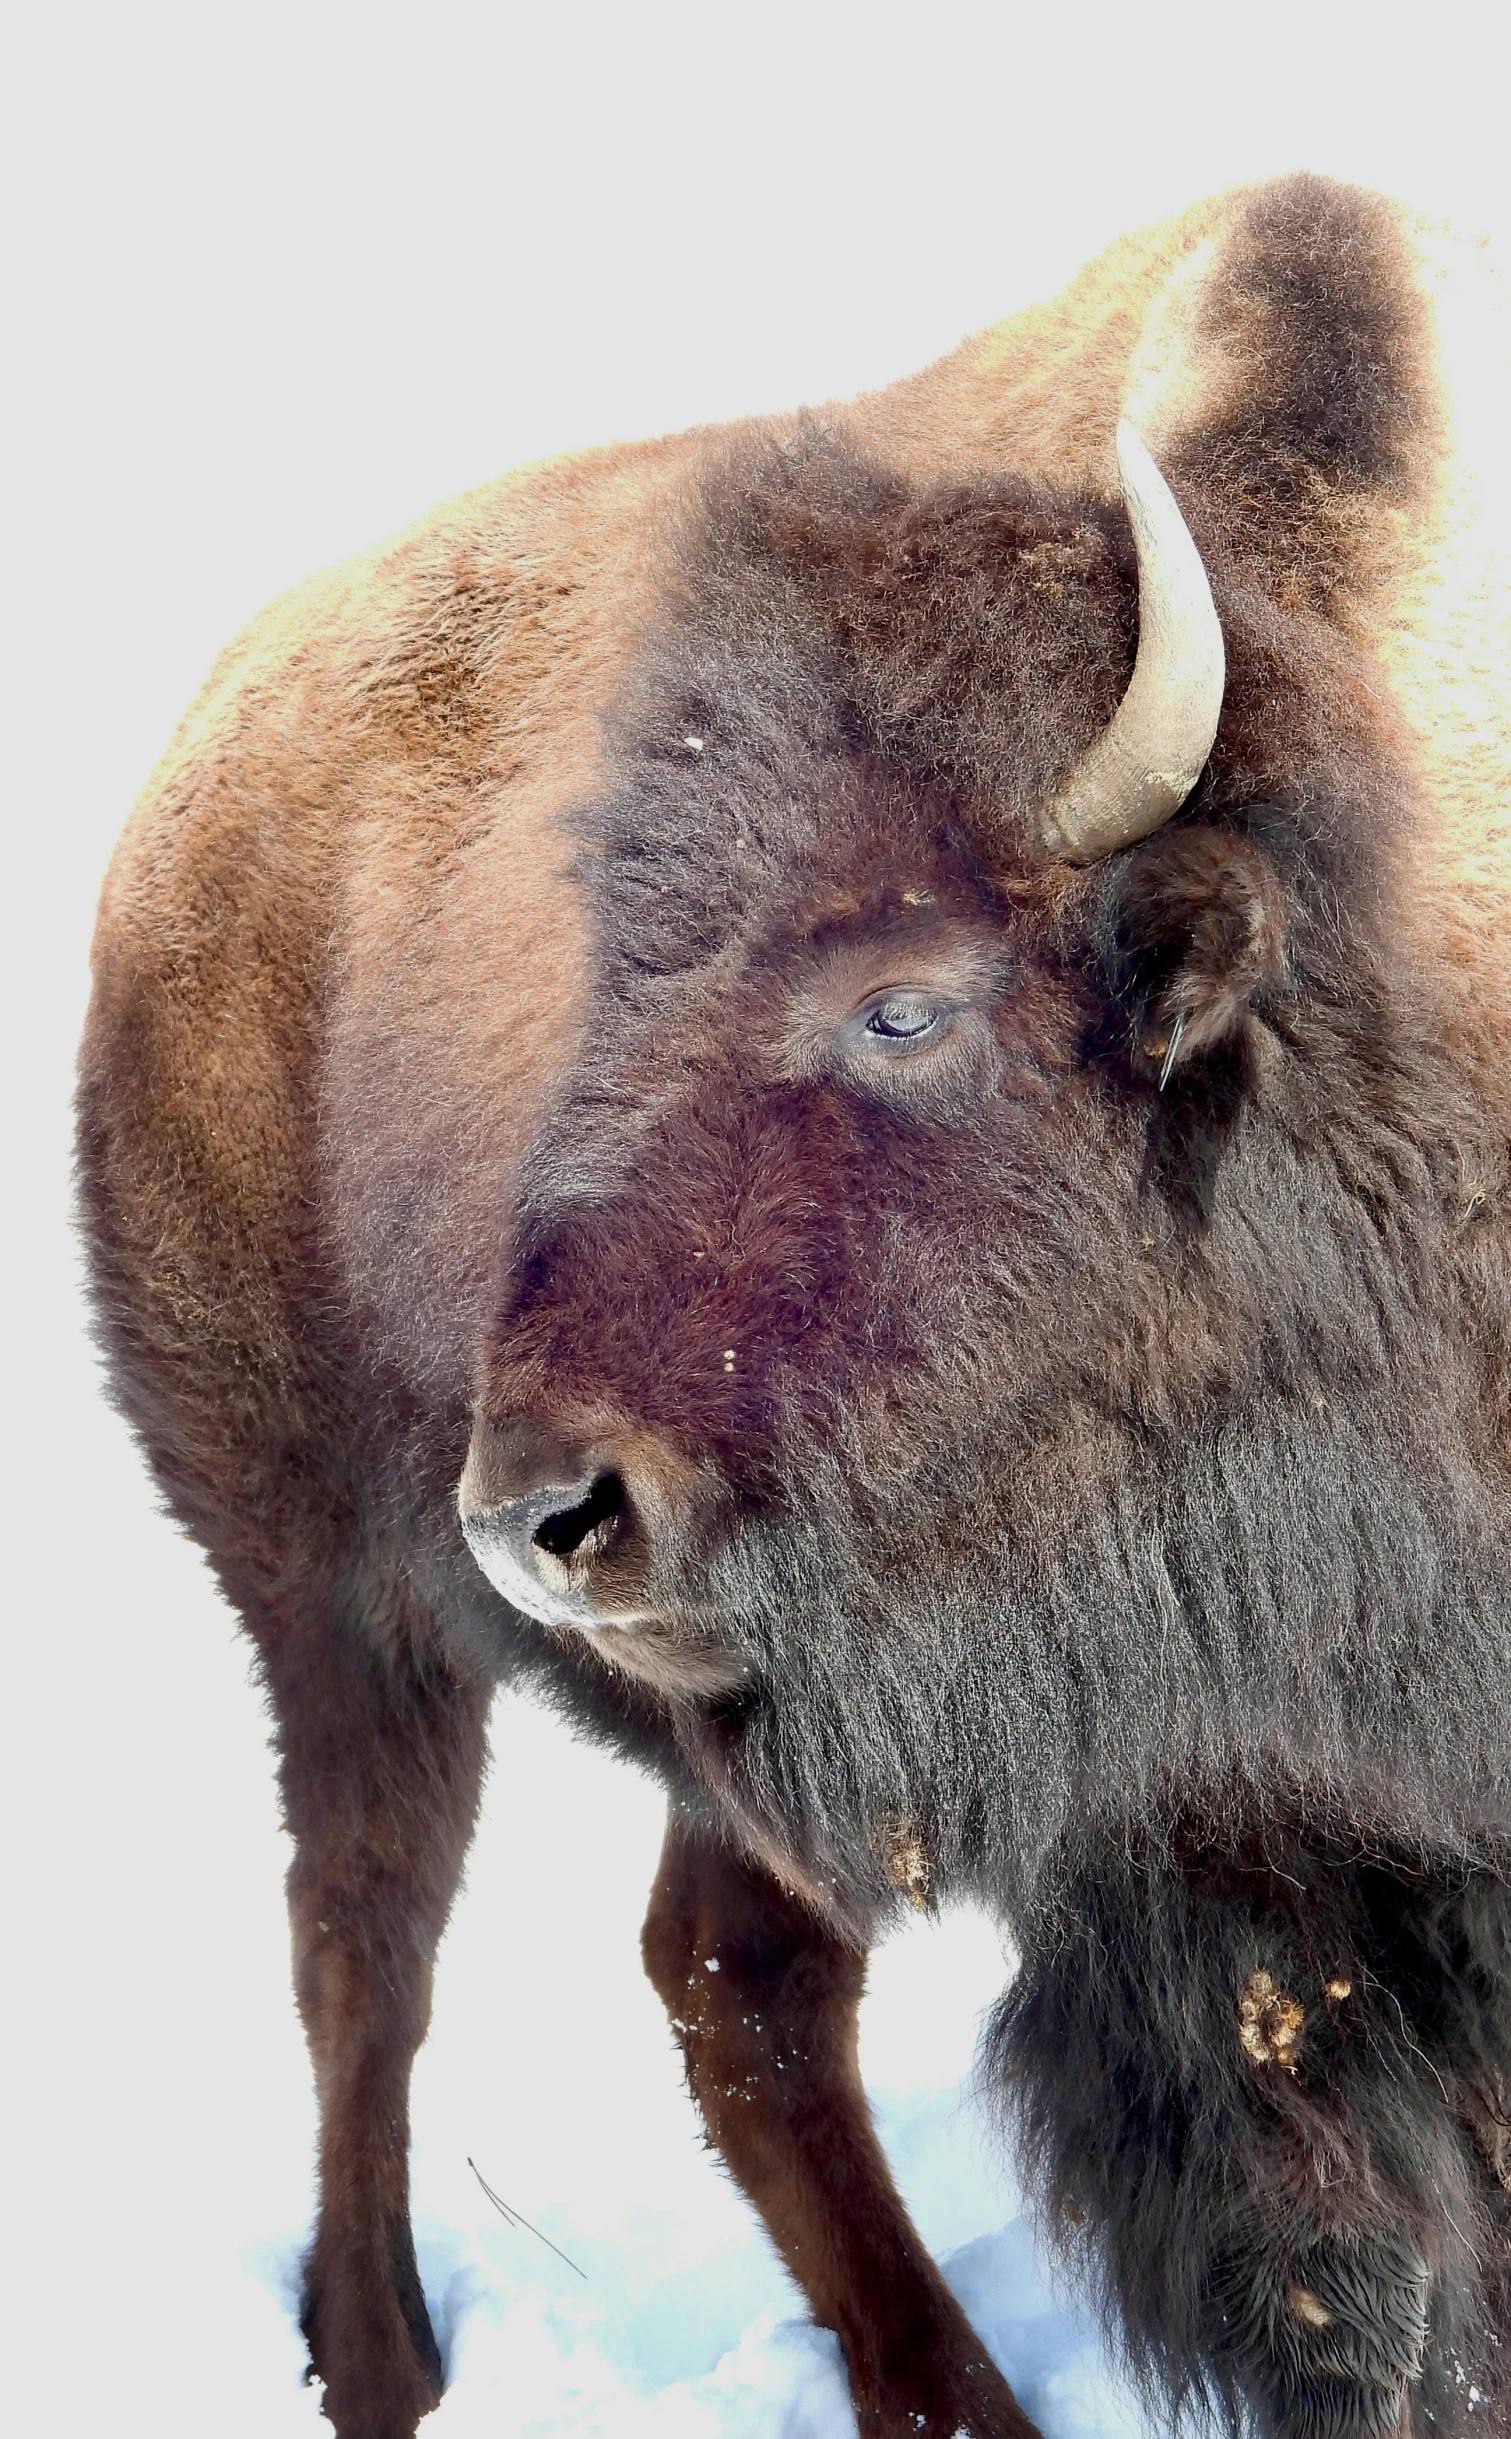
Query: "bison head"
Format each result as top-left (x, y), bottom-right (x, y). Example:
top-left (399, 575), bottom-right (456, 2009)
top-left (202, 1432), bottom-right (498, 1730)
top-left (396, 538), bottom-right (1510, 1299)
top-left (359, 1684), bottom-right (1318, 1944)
top-left (457, 416), bottom-right (1509, 1917)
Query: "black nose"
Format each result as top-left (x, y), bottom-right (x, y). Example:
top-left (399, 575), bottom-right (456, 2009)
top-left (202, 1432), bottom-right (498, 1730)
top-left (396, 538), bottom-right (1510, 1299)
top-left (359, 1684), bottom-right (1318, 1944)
top-left (458, 1417), bottom-right (652, 1628)
top-left (527, 1467), bottom-right (626, 1561)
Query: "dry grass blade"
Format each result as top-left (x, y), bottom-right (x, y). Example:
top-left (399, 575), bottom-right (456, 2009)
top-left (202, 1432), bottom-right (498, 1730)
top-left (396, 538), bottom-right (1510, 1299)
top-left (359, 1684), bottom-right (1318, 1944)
top-left (467, 2156), bottom-right (589, 2279)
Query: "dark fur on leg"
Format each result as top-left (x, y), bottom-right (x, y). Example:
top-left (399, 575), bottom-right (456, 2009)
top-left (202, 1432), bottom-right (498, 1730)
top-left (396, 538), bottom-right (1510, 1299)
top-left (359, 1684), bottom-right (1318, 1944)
top-left (262, 1595), bottom-right (491, 2439)
top-left (643, 1818), bottom-right (1038, 2439)
top-left (987, 1832), bottom-right (1511, 2439)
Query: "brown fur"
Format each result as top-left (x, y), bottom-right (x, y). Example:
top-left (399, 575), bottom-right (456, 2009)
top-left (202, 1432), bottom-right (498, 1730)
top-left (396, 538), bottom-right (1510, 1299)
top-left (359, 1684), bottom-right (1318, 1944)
top-left (78, 178), bottom-right (1511, 2438)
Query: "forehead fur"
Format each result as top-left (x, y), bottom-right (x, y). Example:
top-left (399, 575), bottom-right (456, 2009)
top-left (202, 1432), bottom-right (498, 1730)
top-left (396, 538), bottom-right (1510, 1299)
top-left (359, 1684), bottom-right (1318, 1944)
top-left (592, 436), bottom-right (1132, 974)
top-left (579, 178), bottom-right (1436, 994)
top-left (586, 491), bottom-right (1415, 1041)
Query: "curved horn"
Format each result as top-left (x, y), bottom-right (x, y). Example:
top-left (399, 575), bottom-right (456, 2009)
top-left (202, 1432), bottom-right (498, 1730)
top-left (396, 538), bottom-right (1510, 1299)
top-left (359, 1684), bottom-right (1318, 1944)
top-left (1038, 421), bottom-right (1225, 865)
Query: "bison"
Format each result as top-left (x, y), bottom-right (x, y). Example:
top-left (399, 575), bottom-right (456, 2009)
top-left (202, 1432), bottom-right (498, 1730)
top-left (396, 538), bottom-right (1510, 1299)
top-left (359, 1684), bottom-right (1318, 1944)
top-left (79, 174), bottom-right (1511, 2439)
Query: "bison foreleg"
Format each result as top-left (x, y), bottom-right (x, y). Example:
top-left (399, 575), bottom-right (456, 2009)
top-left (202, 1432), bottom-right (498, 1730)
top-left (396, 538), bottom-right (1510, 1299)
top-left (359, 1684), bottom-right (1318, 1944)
top-left (261, 1615), bottom-right (491, 2439)
top-left (641, 1816), bottom-right (1037, 2439)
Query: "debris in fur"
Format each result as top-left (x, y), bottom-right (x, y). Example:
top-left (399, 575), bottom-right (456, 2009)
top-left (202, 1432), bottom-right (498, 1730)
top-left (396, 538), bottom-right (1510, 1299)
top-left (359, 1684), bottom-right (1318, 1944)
top-left (1238, 1969), bottom-right (1306, 2071)
top-left (1287, 2285), bottom-right (1335, 2330)
top-left (884, 1817), bottom-right (932, 1909)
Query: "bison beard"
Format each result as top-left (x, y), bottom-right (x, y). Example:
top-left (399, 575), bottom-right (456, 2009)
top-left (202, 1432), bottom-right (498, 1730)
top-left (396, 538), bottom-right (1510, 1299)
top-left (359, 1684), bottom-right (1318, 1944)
top-left (78, 178), bottom-right (1511, 2439)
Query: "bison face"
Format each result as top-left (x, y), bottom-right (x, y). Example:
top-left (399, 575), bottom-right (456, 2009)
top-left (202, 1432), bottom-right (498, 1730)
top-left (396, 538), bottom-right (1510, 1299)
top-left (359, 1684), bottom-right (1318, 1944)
top-left (458, 430), bottom-right (1502, 1909)
top-left (464, 760), bottom-right (1285, 1662)
top-left (461, 762), bottom-right (1083, 1668)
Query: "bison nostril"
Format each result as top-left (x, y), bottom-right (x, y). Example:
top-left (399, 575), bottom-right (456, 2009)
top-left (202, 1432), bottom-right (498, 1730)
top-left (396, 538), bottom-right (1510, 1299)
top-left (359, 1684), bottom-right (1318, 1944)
top-left (532, 1470), bottom-right (626, 1563)
top-left (458, 1424), bottom-right (663, 1627)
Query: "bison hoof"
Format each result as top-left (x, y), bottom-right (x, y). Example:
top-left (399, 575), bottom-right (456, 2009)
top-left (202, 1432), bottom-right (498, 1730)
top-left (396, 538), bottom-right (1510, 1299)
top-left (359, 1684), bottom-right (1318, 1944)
top-left (306, 2334), bottom-right (441, 2439)
top-left (301, 2255), bottom-right (443, 2439)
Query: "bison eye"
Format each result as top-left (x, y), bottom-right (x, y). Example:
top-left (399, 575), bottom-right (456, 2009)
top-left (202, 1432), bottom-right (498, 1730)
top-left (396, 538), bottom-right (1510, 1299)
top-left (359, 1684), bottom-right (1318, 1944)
top-left (860, 990), bottom-right (948, 1045)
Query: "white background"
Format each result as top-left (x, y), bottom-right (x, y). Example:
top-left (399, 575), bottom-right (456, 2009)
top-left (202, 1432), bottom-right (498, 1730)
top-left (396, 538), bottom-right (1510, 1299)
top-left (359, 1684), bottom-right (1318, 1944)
top-left (5, 4), bottom-right (1508, 2431)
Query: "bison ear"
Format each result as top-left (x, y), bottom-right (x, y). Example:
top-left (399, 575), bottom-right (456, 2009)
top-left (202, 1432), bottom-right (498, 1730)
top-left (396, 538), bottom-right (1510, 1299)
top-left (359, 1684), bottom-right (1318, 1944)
top-left (1101, 827), bottom-right (1287, 1087)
